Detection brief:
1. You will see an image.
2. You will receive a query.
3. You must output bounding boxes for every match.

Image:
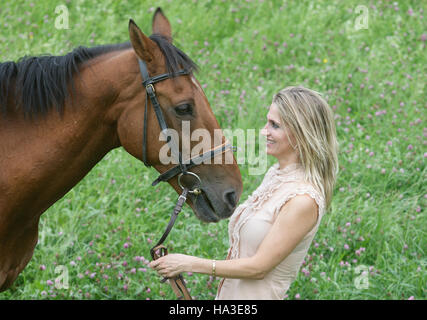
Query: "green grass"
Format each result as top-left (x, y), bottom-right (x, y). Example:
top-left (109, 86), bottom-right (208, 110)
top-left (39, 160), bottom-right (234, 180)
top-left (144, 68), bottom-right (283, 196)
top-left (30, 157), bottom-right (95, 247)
top-left (0, 0), bottom-right (426, 300)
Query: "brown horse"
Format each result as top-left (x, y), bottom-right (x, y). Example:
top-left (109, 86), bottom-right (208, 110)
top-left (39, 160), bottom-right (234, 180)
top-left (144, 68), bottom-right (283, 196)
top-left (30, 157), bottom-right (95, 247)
top-left (0, 8), bottom-right (242, 292)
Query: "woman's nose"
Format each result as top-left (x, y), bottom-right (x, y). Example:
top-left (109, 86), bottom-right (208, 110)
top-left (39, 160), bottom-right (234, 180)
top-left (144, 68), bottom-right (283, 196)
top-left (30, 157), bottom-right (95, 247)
top-left (260, 123), bottom-right (268, 136)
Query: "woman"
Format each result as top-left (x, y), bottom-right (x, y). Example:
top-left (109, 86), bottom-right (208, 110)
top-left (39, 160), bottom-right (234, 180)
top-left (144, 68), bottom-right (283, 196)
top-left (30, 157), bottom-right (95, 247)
top-left (149, 86), bottom-right (339, 299)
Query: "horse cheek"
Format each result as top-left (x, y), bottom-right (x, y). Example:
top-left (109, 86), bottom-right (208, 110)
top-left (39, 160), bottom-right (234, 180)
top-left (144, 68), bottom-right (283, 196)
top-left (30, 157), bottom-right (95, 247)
top-left (117, 107), bottom-right (143, 161)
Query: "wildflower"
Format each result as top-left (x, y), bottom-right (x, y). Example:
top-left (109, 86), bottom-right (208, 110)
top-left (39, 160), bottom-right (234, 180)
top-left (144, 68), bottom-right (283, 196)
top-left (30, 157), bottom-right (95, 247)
top-left (295, 293), bottom-right (301, 299)
top-left (40, 265), bottom-right (46, 271)
top-left (301, 268), bottom-right (310, 277)
top-left (344, 244), bottom-right (350, 250)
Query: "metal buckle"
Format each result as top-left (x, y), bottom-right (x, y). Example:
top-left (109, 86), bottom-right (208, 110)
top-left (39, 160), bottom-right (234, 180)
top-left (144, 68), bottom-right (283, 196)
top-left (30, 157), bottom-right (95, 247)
top-left (146, 83), bottom-right (155, 93)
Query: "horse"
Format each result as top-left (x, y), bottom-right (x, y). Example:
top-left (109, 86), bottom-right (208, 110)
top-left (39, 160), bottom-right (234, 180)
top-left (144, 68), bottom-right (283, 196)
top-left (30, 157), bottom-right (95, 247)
top-left (0, 8), bottom-right (242, 292)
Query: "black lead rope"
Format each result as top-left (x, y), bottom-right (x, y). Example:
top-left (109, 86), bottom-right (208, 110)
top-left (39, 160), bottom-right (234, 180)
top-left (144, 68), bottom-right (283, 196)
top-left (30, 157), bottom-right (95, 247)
top-left (149, 187), bottom-right (192, 300)
top-left (150, 187), bottom-right (189, 258)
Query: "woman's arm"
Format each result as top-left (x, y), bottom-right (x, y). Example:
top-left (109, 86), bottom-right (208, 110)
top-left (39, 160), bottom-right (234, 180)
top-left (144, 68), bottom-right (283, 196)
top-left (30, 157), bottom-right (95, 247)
top-left (149, 194), bottom-right (319, 280)
top-left (149, 253), bottom-right (264, 279)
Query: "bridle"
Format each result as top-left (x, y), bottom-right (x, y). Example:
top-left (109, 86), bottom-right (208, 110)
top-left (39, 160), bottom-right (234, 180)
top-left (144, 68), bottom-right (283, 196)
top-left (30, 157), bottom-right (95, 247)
top-left (138, 58), bottom-right (233, 300)
top-left (138, 58), bottom-right (233, 190)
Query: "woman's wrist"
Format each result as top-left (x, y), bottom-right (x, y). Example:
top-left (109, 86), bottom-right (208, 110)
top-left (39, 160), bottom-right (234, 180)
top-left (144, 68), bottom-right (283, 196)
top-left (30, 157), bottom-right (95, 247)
top-left (189, 256), bottom-right (214, 275)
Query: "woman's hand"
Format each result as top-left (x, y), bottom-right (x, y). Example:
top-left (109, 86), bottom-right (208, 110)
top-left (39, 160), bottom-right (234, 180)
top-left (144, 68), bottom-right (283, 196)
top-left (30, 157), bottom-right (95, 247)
top-left (149, 254), bottom-right (194, 278)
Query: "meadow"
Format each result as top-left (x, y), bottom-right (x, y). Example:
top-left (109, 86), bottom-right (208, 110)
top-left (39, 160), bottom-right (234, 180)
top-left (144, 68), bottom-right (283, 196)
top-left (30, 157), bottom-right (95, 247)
top-left (0, 0), bottom-right (425, 300)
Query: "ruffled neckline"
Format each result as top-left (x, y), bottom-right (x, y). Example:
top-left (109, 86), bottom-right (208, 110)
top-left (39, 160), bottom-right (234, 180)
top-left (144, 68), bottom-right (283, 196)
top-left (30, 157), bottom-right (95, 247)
top-left (226, 162), bottom-right (306, 260)
top-left (272, 162), bottom-right (303, 175)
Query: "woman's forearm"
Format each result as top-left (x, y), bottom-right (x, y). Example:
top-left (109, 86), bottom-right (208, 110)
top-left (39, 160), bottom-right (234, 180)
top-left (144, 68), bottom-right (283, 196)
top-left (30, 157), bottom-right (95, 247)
top-left (189, 256), bottom-right (266, 280)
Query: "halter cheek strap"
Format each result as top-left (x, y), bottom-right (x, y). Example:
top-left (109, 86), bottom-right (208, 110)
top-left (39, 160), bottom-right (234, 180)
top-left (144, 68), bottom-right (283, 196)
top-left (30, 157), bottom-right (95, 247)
top-left (138, 59), bottom-right (189, 173)
top-left (137, 58), bottom-right (234, 187)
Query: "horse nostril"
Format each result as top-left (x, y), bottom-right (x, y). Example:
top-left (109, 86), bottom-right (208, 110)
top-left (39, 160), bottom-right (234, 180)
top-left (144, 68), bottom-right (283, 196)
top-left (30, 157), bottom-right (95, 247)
top-left (224, 189), bottom-right (237, 209)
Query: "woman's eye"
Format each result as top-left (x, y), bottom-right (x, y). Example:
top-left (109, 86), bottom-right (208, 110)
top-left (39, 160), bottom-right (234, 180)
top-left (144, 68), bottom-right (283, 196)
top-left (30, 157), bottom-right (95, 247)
top-left (271, 121), bottom-right (279, 129)
top-left (175, 104), bottom-right (193, 116)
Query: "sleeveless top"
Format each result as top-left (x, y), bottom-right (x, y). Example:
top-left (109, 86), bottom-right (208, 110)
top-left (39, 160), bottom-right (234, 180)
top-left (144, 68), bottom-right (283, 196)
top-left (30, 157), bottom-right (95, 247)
top-left (216, 162), bottom-right (325, 300)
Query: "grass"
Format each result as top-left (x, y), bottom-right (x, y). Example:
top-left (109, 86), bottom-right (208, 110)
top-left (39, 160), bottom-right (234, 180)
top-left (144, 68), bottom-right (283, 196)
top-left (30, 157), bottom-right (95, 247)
top-left (0, 0), bottom-right (426, 300)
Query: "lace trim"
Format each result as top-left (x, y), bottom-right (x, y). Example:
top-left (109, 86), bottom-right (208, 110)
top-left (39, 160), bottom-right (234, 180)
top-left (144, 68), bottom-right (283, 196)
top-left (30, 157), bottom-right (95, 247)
top-left (272, 187), bottom-right (325, 224)
top-left (228, 183), bottom-right (325, 260)
top-left (227, 164), bottom-right (304, 253)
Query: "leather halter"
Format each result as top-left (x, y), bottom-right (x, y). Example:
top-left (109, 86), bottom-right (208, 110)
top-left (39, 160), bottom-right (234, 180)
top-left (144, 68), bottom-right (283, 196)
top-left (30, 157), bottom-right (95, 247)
top-left (138, 59), bottom-right (233, 188)
top-left (137, 58), bottom-right (233, 300)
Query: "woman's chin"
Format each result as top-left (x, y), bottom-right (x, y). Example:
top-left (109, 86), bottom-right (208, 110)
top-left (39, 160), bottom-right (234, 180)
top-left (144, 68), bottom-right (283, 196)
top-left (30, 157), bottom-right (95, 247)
top-left (266, 146), bottom-right (275, 156)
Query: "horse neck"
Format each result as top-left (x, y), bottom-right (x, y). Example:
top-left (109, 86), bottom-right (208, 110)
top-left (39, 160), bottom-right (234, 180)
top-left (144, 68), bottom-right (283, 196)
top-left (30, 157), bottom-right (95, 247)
top-left (0, 50), bottom-right (136, 221)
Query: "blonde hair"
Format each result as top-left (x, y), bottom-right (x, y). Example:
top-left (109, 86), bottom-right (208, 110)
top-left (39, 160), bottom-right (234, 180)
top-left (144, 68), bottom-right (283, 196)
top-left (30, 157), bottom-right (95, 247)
top-left (273, 86), bottom-right (339, 208)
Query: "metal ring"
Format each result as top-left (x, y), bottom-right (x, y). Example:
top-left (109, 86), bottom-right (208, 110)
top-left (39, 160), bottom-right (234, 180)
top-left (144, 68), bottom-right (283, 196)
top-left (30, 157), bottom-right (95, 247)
top-left (178, 172), bottom-right (202, 194)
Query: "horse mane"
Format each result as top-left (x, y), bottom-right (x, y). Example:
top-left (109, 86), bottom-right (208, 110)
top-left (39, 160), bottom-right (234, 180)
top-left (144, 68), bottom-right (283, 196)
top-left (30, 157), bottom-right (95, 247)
top-left (0, 34), bottom-right (197, 118)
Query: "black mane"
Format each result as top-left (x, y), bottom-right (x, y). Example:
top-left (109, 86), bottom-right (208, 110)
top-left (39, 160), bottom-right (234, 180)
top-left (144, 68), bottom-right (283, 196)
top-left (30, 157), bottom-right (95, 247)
top-left (149, 34), bottom-right (198, 76)
top-left (0, 35), bottom-right (197, 118)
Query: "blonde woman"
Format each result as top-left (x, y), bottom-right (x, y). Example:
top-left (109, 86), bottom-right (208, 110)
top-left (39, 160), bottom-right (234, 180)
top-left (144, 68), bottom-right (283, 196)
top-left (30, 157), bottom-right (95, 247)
top-left (149, 86), bottom-right (339, 300)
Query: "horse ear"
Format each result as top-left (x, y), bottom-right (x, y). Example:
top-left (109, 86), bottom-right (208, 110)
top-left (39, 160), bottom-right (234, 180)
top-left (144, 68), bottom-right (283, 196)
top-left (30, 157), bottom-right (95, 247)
top-left (152, 7), bottom-right (172, 43)
top-left (129, 19), bottom-right (156, 63)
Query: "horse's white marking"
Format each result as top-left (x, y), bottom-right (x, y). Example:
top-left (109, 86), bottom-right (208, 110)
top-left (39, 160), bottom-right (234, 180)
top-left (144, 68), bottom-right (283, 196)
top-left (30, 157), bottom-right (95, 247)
top-left (190, 75), bottom-right (204, 93)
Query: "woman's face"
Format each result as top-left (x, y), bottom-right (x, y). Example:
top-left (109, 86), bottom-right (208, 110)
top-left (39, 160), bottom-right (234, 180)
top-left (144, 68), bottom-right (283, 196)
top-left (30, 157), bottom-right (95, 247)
top-left (261, 103), bottom-right (297, 159)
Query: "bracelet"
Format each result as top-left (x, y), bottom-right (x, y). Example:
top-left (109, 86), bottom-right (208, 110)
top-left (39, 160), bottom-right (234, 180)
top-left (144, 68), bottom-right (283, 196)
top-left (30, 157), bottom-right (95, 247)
top-left (212, 260), bottom-right (216, 277)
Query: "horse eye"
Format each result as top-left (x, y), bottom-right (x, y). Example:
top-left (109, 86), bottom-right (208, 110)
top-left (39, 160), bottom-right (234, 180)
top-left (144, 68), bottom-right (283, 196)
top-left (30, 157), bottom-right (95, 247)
top-left (175, 104), bottom-right (193, 116)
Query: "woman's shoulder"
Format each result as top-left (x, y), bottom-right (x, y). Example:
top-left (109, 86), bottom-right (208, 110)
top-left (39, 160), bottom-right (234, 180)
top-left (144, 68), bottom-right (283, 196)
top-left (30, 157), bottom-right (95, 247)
top-left (279, 181), bottom-right (325, 212)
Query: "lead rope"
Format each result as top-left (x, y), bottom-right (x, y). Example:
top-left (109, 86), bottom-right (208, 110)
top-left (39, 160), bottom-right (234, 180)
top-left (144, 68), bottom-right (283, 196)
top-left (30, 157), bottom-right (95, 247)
top-left (150, 188), bottom-right (193, 300)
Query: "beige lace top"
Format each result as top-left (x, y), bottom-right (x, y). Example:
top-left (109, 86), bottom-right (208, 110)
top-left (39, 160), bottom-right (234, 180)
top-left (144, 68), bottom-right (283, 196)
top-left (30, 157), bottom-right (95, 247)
top-left (216, 162), bottom-right (325, 300)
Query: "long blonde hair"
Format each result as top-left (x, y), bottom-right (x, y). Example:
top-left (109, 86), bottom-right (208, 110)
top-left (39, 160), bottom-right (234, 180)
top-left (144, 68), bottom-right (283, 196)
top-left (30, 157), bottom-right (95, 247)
top-left (273, 86), bottom-right (339, 208)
